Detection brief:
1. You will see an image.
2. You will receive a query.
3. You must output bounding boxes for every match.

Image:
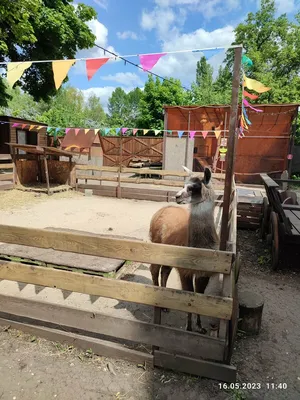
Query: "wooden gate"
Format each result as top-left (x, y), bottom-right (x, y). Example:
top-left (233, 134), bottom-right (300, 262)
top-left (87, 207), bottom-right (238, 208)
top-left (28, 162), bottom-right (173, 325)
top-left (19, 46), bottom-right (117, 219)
top-left (100, 136), bottom-right (163, 167)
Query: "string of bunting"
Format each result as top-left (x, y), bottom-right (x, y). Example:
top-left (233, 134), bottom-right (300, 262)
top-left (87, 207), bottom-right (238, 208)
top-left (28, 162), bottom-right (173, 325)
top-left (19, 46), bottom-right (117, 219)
top-left (2, 120), bottom-right (228, 139)
top-left (2, 46), bottom-right (239, 90)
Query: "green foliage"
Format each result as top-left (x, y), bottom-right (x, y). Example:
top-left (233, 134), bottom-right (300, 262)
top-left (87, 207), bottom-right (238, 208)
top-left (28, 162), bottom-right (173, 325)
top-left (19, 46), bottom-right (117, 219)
top-left (0, 0), bottom-right (97, 106)
top-left (225, 0), bottom-right (300, 104)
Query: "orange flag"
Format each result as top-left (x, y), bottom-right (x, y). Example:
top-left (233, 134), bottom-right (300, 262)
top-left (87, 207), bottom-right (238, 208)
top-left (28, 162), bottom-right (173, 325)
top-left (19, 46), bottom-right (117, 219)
top-left (86, 58), bottom-right (109, 81)
top-left (214, 130), bottom-right (221, 139)
top-left (52, 60), bottom-right (76, 89)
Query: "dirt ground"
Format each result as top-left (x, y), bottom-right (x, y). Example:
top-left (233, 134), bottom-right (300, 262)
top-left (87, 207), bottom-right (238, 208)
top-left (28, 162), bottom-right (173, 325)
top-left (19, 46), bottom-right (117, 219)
top-left (0, 190), bottom-right (300, 399)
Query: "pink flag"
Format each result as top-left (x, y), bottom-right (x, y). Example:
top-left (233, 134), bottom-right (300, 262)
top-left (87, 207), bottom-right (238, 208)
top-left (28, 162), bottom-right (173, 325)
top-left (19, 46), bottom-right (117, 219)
top-left (202, 131), bottom-right (208, 139)
top-left (65, 128), bottom-right (71, 134)
top-left (132, 129), bottom-right (138, 135)
top-left (189, 131), bottom-right (196, 139)
top-left (139, 53), bottom-right (166, 71)
top-left (12, 123), bottom-right (19, 128)
top-left (243, 98), bottom-right (263, 112)
top-left (121, 128), bottom-right (128, 135)
top-left (74, 128), bottom-right (80, 136)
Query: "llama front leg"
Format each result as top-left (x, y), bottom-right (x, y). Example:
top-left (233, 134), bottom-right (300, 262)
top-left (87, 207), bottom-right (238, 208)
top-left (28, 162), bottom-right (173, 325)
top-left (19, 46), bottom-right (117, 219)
top-left (179, 274), bottom-right (194, 331)
top-left (160, 266), bottom-right (172, 312)
top-left (195, 276), bottom-right (210, 334)
top-left (150, 264), bottom-right (160, 286)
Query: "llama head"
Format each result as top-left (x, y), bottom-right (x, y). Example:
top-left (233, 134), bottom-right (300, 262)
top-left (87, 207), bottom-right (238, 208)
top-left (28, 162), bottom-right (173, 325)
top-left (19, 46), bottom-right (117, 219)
top-left (175, 166), bottom-right (214, 205)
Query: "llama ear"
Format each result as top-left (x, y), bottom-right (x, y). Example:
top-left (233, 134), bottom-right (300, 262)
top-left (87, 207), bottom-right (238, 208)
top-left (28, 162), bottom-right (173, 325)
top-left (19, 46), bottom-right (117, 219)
top-left (203, 167), bottom-right (211, 184)
top-left (182, 166), bottom-right (192, 176)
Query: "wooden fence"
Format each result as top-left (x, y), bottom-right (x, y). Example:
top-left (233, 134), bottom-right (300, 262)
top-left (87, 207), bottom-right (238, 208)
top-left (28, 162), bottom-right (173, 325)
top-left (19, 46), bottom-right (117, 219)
top-left (0, 222), bottom-right (238, 382)
top-left (0, 154), bottom-right (14, 190)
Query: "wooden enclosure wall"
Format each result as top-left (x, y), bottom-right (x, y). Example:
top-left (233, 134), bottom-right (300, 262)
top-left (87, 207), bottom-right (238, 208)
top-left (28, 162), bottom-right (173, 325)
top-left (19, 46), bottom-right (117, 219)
top-left (8, 118), bottom-right (47, 148)
top-left (15, 160), bottom-right (38, 184)
top-left (41, 160), bottom-right (75, 184)
top-left (100, 137), bottom-right (163, 167)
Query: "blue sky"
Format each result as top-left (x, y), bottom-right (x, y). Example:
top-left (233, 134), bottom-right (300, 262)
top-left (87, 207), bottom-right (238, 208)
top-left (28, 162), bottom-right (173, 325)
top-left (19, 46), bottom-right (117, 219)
top-left (67, 0), bottom-right (298, 111)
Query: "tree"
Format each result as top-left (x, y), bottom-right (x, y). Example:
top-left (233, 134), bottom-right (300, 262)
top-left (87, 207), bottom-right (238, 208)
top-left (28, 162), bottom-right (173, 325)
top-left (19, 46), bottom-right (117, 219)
top-left (0, 0), bottom-right (97, 106)
top-left (107, 88), bottom-right (130, 127)
top-left (138, 76), bottom-right (187, 129)
top-left (127, 88), bottom-right (143, 126)
top-left (212, 66), bottom-right (232, 105)
top-left (188, 56), bottom-right (217, 105)
top-left (84, 94), bottom-right (107, 128)
top-left (225, 0), bottom-right (300, 104)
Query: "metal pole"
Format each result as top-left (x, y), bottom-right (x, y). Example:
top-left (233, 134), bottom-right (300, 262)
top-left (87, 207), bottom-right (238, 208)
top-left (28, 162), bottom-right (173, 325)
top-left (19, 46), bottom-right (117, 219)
top-left (219, 46), bottom-right (242, 251)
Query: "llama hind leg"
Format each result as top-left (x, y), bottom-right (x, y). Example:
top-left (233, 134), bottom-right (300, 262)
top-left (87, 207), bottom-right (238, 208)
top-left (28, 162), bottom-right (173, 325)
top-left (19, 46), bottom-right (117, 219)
top-left (150, 264), bottom-right (160, 286)
top-left (160, 266), bottom-right (172, 312)
top-left (195, 276), bottom-right (210, 333)
top-left (179, 274), bottom-right (194, 331)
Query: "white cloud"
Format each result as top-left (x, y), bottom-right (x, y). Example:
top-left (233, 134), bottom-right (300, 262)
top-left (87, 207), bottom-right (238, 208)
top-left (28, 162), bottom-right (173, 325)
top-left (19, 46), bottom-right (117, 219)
top-left (141, 7), bottom-right (182, 39)
top-left (117, 31), bottom-right (138, 40)
top-left (91, 0), bottom-right (108, 9)
top-left (102, 72), bottom-right (143, 86)
top-left (275, 0), bottom-right (297, 14)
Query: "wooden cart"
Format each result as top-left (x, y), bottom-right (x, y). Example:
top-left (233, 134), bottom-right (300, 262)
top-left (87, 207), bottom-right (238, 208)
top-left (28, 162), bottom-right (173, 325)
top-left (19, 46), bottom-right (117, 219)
top-left (260, 173), bottom-right (300, 270)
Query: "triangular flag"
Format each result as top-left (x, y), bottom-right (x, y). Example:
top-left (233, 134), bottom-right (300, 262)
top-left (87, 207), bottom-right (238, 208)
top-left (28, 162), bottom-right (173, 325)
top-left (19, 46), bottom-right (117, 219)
top-left (154, 130), bottom-right (160, 135)
top-left (214, 130), bottom-right (221, 139)
top-left (52, 60), bottom-right (76, 90)
top-left (242, 55), bottom-right (253, 67)
top-left (189, 131), bottom-right (196, 139)
top-left (243, 98), bottom-right (263, 112)
top-left (55, 128), bottom-right (60, 133)
top-left (202, 131), bottom-right (208, 139)
top-left (201, 48), bottom-right (223, 59)
top-left (104, 128), bottom-right (110, 135)
top-left (46, 127), bottom-right (52, 133)
top-left (84, 129), bottom-right (90, 135)
top-left (243, 90), bottom-right (258, 100)
top-left (241, 114), bottom-right (248, 130)
top-left (22, 124), bottom-right (27, 129)
top-left (29, 125), bottom-right (36, 131)
top-left (121, 128), bottom-right (128, 134)
top-left (65, 128), bottom-right (71, 134)
top-left (7, 62), bottom-right (32, 88)
top-left (139, 53), bottom-right (166, 71)
top-left (132, 129), bottom-right (138, 135)
top-left (74, 128), bottom-right (80, 136)
top-left (36, 126), bottom-right (44, 131)
top-left (143, 129), bottom-right (149, 135)
top-left (116, 128), bottom-right (121, 135)
top-left (167, 130), bottom-right (172, 134)
top-left (86, 58), bottom-right (109, 81)
top-left (94, 129), bottom-right (100, 135)
top-left (243, 75), bottom-right (271, 93)
top-left (178, 131), bottom-right (184, 138)
top-left (12, 123), bottom-right (19, 128)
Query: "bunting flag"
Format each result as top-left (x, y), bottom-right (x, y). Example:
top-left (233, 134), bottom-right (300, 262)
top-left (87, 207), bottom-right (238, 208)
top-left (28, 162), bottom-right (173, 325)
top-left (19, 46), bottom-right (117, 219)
top-left (133, 129), bottom-right (138, 135)
top-left (139, 53), bottom-right (166, 71)
top-left (29, 125), bottom-right (36, 131)
top-left (243, 90), bottom-right (259, 100)
top-left (7, 62), bottom-right (32, 88)
top-left (86, 58), bottom-right (109, 81)
top-left (242, 105), bottom-right (251, 125)
top-left (21, 124), bottom-right (27, 129)
top-left (74, 128), bottom-right (80, 135)
top-left (243, 75), bottom-right (271, 93)
top-left (12, 123), bottom-right (19, 128)
top-left (154, 130), bottom-right (160, 136)
top-left (94, 129), bottom-right (100, 135)
top-left (202, 131), bottom-right (208, 139)
top-left (243, 98), bottom-right (263, 112)
top-left (104, 128), bottom-right (110, 135)
top-left (193, 48), bottom-right (223, 59)
top-left (52, 60), bottom-right (76, 90)
top-left (46, 127), bottom-right (52, 133)
top-left (65, 128), bottom-right (71, 135)
top-left (167, 130), bottom-right (172, 134)
top-left (242, 55), bottom-right (253, 67)
top-left (116, 128), bottom-right (121, 134)
top-left (177, 130), bottom-right (184, 138)
top-left (121, 128), bottom-right (128, 134)
top-left (37, 126), bottom-right (44, 131)
top-left (241, 113), bottom-right (249, 130)
top-left (214, 130), bottom-right (221, 139)
top-left (84, 129), bottom-right (90, 135)
top-left (189, 131), bottom-right (196, 139)
top-left (143, 129), bottom-right (149, 135)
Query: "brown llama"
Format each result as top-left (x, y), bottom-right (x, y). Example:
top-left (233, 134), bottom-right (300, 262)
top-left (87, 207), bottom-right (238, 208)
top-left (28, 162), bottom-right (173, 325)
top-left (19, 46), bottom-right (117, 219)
top-left (149, 166), bottom-right (220, 332)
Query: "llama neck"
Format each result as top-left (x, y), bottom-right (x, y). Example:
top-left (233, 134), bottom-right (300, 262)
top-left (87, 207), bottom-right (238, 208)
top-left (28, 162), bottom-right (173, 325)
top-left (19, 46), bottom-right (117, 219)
top-left (188, 200), bottom-right (218, 249)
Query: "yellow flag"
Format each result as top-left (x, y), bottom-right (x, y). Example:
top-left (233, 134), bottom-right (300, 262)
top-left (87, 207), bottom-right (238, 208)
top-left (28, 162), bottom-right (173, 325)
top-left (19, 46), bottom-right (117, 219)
top-left (29, 125), bottom-right (36, 131)
top-left (154, 130), bottom-right (160, 135)
top-left (143, 129), bottom-right (149, 135)
top-left (84, 129), bottom-right (90, 135)
top-left (94, 129), bottom-right (100, 135)
top-left (52, 60), bottom-right (76, 90)
top-left (243, 75), bottom-right (271, 93)
top-left (7, 62), bottom-right (32, 88)
top-left (36, 126), bottom-right (44, 131)
top-left (241, 113), bottom-right (249, 130)
top-left (214, 130), bottom-right (221, 139)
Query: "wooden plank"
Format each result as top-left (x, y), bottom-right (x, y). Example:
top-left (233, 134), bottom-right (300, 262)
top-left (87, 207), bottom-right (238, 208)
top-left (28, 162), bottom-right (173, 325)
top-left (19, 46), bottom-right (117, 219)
top-left (0, 163), bottom-right (13, 169)
top-left (0, 224), bottom-right (233, 274)
top-left (0, 317), bottom-right (152, 365)
top-left (154, 350), bottom-right (236, 382)
top-left (0, 294), bottom-right (225, 360)
top-left (260, 173), bottom-right (279, 188)
top-left (0, 154), bottom-right (12, 160)
top-left (121, 167), bottom-right (226, 180)
top-left (0, 173), bottom-right (13, 181)
top-left (284, 210), bottom-right (300, 234)
top-left (0, 184), bottom-right (14, 190)
top-left (76, 174), bottom-right (118, 182)
top-left (43, 157), bottom-right (50, 195)
top-left (75, 165), bottom-right (119, 172)
top-left (0, 262), bottom-right (233, 319)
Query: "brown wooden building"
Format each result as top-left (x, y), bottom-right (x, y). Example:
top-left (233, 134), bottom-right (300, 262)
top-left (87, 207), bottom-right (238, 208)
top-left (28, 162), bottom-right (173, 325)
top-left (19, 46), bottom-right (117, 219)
top-left (0, 116), bottom-right (47, 155)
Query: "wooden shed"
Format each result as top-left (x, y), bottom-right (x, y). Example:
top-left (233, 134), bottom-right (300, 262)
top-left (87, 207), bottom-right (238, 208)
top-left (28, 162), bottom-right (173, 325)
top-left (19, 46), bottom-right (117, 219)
top-left (0, 116), bottom-right (47, 155)
top-left (163, 104), bottom-right (299, 184)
